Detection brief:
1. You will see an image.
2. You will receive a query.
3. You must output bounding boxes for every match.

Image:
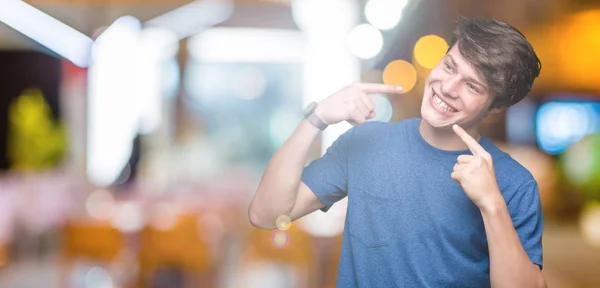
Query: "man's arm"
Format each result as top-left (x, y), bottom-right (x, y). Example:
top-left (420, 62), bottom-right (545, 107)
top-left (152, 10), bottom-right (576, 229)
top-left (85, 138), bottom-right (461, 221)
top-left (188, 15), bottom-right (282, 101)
top-left (248, 83), bottom-right (403, 230)
top-left (248, 119), bottom-right (324, 230)
top-left (481, 198), bottom-right (546, 288)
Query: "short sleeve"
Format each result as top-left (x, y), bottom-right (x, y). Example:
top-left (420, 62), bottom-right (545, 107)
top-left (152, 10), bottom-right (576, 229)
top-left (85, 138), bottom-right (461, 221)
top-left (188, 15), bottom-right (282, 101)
top-left (301, 128), bottom-right (354, 213)
top-left (507, 179), bottom-right (544, 269)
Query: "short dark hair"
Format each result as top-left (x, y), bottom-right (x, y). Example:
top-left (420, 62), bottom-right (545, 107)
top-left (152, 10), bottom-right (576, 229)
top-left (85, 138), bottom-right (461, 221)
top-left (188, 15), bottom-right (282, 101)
top-left (448, 16), bottom-right (541, 108)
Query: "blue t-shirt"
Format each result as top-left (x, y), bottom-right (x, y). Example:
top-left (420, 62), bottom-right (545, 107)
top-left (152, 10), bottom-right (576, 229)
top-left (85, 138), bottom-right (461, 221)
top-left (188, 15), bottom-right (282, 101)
top-left (301, 118), bottom-right (544, 287)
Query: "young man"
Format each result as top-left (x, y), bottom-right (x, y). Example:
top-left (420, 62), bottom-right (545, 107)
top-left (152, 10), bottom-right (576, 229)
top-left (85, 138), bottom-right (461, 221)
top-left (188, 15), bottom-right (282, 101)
top-left (249, 17), bottom-right (546, 287)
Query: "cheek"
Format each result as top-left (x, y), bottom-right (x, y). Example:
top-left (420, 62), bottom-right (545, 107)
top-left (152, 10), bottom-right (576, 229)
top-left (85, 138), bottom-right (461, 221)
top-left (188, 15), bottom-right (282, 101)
top-left (461, 95), bottom-right (489, 114)
top-left (425, 67), bottom-right (446, 82)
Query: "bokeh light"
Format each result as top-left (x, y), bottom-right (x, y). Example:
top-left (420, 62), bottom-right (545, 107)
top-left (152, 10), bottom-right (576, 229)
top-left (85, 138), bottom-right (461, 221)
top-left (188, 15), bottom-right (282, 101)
top-left (413, 35), bottom-right (448, 70)
top-left (347, 24), bottom-right (383, 59)
top-left (110, 202), bottom-right (144, 233)
top-left (562, 134), bottom-right (600, 190)
top-left (580, 202), bottom-right (600, 248)
top-left (270, 230), bottom-right (290, 248)
top-left (85, 189), bottom-right (115, 220)
top-left (275, 215), bottom-right (292, 231)
top-left (364, 0), bottom-right (407, 30)
top-left (84, 266), bottom-right (114, 288)
top-left (382, 60), bottom-right (417, 93)
top-left (368, 95), bottom-right (394, 122)
top-left (536, 101), bottom-right (600, 155)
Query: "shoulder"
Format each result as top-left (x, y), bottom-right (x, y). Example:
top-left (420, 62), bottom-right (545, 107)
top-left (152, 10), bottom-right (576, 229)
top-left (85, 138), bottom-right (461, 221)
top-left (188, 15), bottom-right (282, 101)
top-left (495, 154), bottom-right (536, 183)
top-left (490, 147), bottom-right (540, 205)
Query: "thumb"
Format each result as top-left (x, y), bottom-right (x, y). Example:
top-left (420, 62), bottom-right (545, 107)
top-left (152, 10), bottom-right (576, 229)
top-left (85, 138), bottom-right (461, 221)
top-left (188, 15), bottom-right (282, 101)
top-left (367, 111), bottom-right (376, 119)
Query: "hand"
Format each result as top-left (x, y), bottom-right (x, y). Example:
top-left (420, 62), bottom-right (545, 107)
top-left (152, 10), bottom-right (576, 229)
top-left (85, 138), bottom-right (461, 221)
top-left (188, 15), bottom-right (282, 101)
top-left (315, 82), bottom-right (403, 126)
top-left (451, 124), bottom-right (502, 211)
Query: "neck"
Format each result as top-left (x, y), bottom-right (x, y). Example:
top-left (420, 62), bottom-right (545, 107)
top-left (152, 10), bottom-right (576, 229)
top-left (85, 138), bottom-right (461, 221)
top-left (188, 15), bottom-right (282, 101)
top-left (419, 119), bottom-right (481, 151)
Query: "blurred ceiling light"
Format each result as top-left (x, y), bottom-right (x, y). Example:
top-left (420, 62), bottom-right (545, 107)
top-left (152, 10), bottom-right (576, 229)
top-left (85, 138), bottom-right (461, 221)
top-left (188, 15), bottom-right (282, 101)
top-left (365, 0), bottom-right (407, 30)
top-left (188, 28), bottom-right (306, 63)
top-left (347, 24), bottom-right (383, 59)
top-left (145, 0), bottom-right (234, 40)
top-left (291, 0), bottom-right (357, 35)
top-left (382, 59), bottom-right (417, 93)
top-left (87, 16), bottom-right (143, 187)
top-left (0, 0), bottom-right (93, 67)
top-left (137, 27), bottom-right (179, 62)
top-left (291, 0), bottom-right (360, 156)
top-left (413, 35), bottom-right (448, 70)
top-left (92, 15), bottom-right (142, 64)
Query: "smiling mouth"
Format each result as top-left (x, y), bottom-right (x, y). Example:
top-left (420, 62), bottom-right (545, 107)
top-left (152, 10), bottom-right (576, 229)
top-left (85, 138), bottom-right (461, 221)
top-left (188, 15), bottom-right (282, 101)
top-left (432, 90), bottom-right (458, 113)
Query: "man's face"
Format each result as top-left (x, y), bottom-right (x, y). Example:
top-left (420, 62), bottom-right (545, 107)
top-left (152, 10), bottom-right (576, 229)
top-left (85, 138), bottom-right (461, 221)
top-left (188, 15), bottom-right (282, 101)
top-left (420, 43), bottom-right (497, 130)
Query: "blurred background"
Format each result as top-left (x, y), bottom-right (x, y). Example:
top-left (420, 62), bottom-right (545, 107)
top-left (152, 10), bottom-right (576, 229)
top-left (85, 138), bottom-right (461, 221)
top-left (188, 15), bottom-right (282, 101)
top-left (0, 0), bottom-right (598, 287)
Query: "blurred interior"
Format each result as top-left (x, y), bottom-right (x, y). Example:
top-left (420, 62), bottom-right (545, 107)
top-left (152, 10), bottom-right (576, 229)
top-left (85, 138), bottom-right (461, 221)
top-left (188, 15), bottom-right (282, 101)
top-left (0, 0), bottom-right (599, 287)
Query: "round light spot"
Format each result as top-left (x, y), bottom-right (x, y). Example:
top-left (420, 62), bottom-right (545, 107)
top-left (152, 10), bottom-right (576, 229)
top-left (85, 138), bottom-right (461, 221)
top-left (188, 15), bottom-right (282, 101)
top-left (276, 215), bottom-right (292, 231)
top-left (86, 189), bottom-right (115, 220)
top-left (365, 0), bottom-right (407, 30)
top-left (270, 230), bottom-right (290, 248)
top-left (382, 60), bottom-right (417, 93)
top-left (413, 35), bottom-right (449, 70)
top-left (368, 94), bottom-right (394, 122)
top-left (347, 24), bottom-right (383, 59)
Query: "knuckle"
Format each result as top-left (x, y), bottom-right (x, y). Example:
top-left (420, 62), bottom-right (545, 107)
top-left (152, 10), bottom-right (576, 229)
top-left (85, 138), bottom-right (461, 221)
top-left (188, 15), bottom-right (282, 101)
top-left (483, 153), bottom-right (492, 161)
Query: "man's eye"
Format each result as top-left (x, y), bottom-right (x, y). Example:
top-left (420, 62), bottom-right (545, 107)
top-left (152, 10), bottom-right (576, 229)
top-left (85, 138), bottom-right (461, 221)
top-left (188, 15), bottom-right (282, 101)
top-left (467, 83), bottom-right (479, 93)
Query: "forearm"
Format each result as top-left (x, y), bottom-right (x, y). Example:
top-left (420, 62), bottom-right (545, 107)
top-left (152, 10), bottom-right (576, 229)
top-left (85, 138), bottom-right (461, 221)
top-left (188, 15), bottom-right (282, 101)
top-left (481, 196), bottom-right (546, 288)
top-left (249, 119), bottom-right (320, 229)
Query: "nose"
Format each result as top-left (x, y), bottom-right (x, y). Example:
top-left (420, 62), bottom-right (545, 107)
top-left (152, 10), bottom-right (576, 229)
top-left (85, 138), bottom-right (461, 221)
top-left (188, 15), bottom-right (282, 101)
top-left (440, 74), bottom-right (460, 99)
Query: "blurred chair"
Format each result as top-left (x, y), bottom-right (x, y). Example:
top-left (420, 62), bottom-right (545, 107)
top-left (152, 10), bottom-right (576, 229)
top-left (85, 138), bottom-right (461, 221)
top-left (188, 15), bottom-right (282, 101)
top-left (237, 224), bottom-right (318, 288)
top-left (137, 212), bottom-right (212, 288)
top-left (60, 220), bottom-right (125, 287)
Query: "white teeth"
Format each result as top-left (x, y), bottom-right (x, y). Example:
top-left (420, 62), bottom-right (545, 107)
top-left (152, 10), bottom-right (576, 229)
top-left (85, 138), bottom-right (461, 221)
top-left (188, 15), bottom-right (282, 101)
top-left (433, 93), bottom-right (457, 113)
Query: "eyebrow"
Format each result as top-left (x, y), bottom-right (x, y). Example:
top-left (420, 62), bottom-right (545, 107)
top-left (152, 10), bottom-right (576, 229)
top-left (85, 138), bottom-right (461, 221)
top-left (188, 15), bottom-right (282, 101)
top-left (446, 54), bottom-right (488, 91)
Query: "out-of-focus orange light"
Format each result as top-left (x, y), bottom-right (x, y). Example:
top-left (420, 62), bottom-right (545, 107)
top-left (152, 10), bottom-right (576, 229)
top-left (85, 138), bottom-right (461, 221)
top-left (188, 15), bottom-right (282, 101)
top-left (413, 35), bottom-right (448, 70)
top-left (383, 60), bottom-right (417, 93)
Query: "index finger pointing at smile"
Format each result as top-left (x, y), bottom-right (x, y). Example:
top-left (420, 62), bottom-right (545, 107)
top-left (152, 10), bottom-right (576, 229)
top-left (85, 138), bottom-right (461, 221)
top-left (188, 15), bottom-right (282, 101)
top-left (352, 83), bottom-right (404, 94)
top-left (452, 124), bottom-right (487, 155)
